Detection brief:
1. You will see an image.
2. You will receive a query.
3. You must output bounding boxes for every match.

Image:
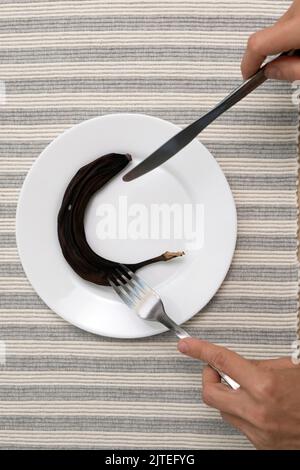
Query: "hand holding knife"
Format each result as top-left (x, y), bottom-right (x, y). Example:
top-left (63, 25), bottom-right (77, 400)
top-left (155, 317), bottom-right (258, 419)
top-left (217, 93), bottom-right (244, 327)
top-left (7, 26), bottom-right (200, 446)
top-left (123, 49), bottom-right (300, 182)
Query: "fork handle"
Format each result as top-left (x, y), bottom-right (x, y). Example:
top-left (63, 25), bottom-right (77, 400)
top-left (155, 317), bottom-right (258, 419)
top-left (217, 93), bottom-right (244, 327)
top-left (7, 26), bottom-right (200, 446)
top-left (165, 320), bottom-right (240, 390)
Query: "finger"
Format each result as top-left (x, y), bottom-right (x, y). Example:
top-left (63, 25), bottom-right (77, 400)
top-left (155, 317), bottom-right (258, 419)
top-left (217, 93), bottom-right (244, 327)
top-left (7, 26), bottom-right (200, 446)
top-left (202, 381), bottom-right (251, 420)
top-left (265, 56), bottom-right (300, 81)
top-left (221, 411), bottom-right (260, 446)
top-left (178, 338), bottom-right (260, 389)
top-left (276, 5), bottom-right (295, 25)
top-left (221, 411), bottom-right (253, 432)
top-left (241, 18), bottom-right (300, 79)
top-left (202, 364), bottom-right (220, 386)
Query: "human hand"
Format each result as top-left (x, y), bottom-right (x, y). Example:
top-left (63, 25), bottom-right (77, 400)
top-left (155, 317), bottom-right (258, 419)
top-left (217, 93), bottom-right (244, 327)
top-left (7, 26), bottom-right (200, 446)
top-left (178, 338), bottom-right (300, 449)
top-left (241, 0), bottom-right (300, 80)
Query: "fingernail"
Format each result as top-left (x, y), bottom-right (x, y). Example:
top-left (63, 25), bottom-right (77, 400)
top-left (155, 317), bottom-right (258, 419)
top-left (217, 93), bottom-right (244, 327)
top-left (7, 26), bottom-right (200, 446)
top-left (178, 340), bottom-right (189, 354)
top-left (265, 66), bottom-right (282, 80)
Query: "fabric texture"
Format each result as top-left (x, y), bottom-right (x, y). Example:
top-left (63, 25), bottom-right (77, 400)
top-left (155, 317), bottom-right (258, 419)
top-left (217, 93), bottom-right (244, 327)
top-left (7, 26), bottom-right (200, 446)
top-left (0, 0), bottom-right (299, 449)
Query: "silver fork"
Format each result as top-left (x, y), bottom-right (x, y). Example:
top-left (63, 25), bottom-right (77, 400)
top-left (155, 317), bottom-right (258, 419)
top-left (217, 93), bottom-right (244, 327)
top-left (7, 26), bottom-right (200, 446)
top-left (108, 264), bottom-right (240, 390)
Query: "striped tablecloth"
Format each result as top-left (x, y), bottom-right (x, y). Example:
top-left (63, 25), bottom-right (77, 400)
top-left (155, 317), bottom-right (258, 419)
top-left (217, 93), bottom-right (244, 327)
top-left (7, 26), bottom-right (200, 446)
top-left (0, 0), bottom-right (299, 449)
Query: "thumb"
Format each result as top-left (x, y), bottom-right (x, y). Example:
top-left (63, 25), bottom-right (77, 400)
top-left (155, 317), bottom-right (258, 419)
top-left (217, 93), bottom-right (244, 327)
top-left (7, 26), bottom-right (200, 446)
top-left (178, 337), bottom-right (259, 389)
top-left (265, 56), bottom-right (300, 81)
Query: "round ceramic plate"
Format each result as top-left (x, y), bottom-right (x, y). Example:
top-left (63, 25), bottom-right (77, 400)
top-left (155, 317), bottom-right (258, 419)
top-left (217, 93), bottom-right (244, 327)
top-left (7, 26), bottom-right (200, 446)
top-left (16, 113), bottom-right (237, 338)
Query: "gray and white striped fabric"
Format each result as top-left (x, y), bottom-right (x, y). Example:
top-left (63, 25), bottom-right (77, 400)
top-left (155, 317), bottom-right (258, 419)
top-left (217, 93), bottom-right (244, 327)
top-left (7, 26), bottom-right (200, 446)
top-left (0, 0), bottom-right (299, 449)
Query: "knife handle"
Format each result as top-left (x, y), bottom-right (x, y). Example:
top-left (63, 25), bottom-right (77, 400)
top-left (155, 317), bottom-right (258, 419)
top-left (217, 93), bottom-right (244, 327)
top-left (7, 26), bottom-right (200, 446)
top-left (188, 49), bottom-right (300, 137)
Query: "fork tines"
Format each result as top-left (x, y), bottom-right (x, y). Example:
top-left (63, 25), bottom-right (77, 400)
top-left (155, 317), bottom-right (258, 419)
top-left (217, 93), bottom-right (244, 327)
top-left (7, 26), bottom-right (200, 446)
top-left (108, 264), bottom-right (149, 308)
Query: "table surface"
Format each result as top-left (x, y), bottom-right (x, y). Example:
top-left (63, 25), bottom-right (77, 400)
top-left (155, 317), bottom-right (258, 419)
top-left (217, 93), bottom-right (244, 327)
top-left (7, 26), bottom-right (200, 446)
top-left (0, 0), bottom-right (297, 450)
top-left (298, 139), bottom-right (300, 262)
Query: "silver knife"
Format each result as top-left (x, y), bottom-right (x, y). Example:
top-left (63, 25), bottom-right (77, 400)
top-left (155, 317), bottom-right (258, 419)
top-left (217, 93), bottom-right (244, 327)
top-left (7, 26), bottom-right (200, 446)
top-left (123, 49), bottom-right (300, 182)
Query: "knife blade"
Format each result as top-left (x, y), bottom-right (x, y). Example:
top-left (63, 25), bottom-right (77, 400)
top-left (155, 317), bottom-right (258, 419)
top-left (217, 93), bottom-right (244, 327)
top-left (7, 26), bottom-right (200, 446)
top-left (123, 49), bottom-right (300, 182)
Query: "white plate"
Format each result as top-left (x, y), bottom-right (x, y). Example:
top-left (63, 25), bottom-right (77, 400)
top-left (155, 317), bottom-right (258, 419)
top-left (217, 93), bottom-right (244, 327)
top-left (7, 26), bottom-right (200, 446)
top-left (16, 113), bottom-right (237, 338)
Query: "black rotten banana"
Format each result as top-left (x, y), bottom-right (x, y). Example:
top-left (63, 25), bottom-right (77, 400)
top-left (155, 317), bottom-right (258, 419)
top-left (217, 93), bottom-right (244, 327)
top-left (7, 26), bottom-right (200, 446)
top-left (57, 153), bottom-right (184, 286)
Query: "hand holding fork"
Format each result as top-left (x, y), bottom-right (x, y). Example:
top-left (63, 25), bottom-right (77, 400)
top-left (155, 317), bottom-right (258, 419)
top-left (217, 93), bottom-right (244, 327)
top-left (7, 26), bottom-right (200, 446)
top-left (109, 264), bottom-right (240, 390)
